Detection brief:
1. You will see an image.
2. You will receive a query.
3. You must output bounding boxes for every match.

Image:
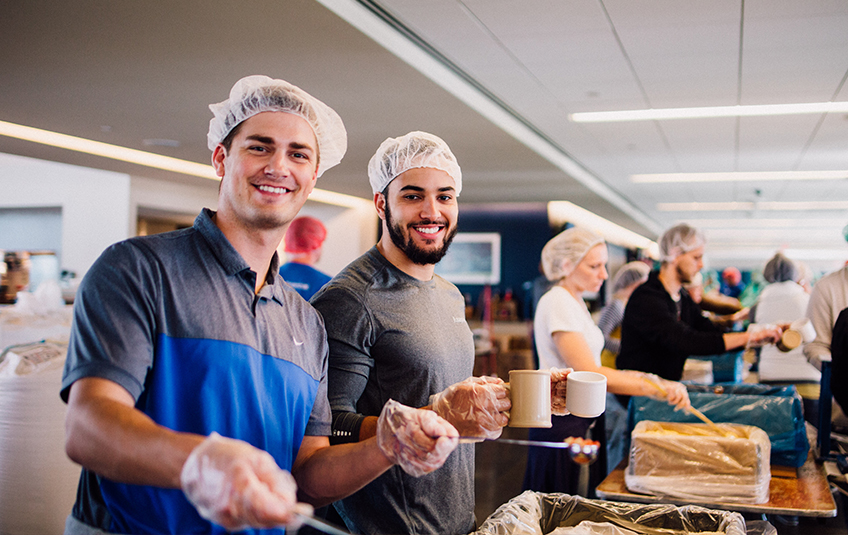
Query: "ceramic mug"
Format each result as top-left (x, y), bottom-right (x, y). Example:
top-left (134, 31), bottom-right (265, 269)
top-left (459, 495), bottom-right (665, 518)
top-left (508, 370), bottom-right (552, 428)
top-left (790, 318), bottom-right (817, 343)
top-left (565, 371), bottom-right (607, 418)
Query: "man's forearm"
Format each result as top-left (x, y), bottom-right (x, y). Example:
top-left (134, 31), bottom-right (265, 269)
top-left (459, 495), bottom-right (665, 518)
top-left (293, 437), bottom-right (392, 507)
top-left (65, 377), bottom-right (203, 488)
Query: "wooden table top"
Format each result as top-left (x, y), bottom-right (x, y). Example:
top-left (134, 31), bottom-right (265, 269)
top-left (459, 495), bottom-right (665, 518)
top-left (595, 452), bottom-right (837, 517)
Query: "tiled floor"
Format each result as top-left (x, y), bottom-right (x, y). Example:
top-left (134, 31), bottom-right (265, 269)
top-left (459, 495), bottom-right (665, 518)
top-left (473, 426), bottom-right (848, 535)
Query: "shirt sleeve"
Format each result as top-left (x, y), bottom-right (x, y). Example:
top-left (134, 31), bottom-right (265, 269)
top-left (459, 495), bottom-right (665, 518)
top-left (625, 287), bottom-right (725, 358)
top-left (539, 288), bottom-right (585, 336)
top-left (804, 282), bottom-right (834, 369)
top-left (597, 300), bottom-right (624, 354)
top-left (61, 241), bottom-right (158, 402)
top-left (310, 285), bottom-right (375, 443)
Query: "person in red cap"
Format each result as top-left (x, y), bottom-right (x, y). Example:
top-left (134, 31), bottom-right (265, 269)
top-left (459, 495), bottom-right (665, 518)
top-left (719, 266), bottom-right (746, 299)
top-left (279, 216), bottom-right (333, 300)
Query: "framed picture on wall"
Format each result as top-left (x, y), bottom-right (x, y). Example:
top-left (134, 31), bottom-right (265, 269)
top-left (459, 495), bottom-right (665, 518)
top-left (435, 232), bottom-right (501, 285)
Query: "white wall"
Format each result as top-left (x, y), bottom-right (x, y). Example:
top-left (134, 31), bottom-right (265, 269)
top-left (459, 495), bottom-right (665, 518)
top-left (0, 153), bottom-right (130, 276)
top-left (1, 152), bottom-right (377, 280)
top-left (279, 198), bottom-right (378, 276)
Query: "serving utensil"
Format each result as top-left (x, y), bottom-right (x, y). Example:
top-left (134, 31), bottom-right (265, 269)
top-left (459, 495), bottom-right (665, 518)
top-left (641, 376), bottom-right (732, 437)
top-left (437, 435), bottom-right (601, 464)
top-left (296, 512), bottom-right (354, 535)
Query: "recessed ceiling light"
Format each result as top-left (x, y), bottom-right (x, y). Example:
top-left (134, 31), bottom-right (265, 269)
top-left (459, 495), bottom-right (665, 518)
top-left (570, 101), bottom-right (848, 123)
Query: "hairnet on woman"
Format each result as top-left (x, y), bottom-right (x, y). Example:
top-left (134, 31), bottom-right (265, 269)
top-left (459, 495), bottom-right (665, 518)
top-left (763, 251), bottom-right (798, 284)
top-left (524, 227), bottom-right (689, 498)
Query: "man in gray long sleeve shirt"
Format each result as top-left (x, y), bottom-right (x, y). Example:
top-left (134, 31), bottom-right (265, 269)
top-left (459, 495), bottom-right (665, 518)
top-left (311, 131), bottom-right (509, 534)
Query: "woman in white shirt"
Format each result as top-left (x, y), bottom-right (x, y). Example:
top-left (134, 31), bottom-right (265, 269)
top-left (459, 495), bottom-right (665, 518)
top-left (751, 252), bottom-right (819, 382)
top-left (522, 227), bottom-right (689, 496)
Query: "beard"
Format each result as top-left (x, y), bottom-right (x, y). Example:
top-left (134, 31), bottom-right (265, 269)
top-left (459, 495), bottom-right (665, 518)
top-left (676, 264), bottom-right (694, 285)
top-left (384, 199), bottom-right (458, 266)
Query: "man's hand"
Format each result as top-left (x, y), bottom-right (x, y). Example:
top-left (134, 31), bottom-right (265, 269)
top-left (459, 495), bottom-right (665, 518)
top-left (746, 323), bottom-right (784, 348)
top-left (430, 376), bottom-right (510, 440)
top-left (181, 433), bottom-right (312, 531)
top-left (376, 399), bottom-right (459, 477)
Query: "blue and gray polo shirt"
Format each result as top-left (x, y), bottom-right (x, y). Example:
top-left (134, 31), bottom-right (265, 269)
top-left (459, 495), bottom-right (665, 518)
top-left (61, 208), bottom-right (330, 535)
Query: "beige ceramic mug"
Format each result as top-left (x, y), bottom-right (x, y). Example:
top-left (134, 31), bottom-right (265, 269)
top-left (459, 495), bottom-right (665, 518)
top-left (508, 370), bottom-right (552, 428)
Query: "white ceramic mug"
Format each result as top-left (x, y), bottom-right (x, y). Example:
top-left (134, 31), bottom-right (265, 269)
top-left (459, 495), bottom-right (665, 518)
top-left (508, 370), bottom-right (552, 428)
top-left (566, 371), bottom-right (607, 418)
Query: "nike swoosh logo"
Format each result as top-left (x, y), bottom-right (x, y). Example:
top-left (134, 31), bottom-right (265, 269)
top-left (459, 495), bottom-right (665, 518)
top-left (293, 337), bottom-right (304, 346)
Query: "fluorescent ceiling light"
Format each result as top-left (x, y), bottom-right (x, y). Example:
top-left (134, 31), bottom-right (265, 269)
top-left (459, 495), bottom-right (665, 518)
top-left (0, 120), bottom-right (370, 209)
top-left (306, 188), bottom-right (372, 209)
top-left (708, 247), bottom-right (847, 261)
top-left (686, 218), bottom-right (846, 228)
top-left (658, 201), bottom-right (848, 211)
top-left (314, 0), bottom-right (661, 236)
top-left (570, 101), bottom-right (848, 123)
top-left (632, 170), bottom-right (848, 183)
top-left (0, 120), bottom-right (218, 179)
top-left (548, 201), bottom-right (659, 258)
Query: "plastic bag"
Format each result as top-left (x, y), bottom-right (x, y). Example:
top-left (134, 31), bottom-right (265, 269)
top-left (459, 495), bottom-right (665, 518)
top-left (625, 421), bottom-right (771, 504)
top-left (0, 341), bottom-right (66, 377)
top-left (472, 491), bottom-right (746, 535)
top-left (628, 384), bottom-right (808, 467)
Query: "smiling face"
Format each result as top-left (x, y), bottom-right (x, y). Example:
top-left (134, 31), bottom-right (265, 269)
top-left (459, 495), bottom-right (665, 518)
top-left (377, 167), bottom-right (459, 268)
top-left (212, 111), bottom-right (318, 232)
top-left (568, 243), bottom-right (609, 294)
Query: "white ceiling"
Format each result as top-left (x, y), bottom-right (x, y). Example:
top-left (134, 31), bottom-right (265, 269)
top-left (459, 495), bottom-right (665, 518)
top-left (3, 0), bottom-right (848, 273)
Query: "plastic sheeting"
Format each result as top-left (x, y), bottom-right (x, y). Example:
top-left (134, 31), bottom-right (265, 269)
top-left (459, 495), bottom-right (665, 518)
top-left (473, 491), bottom-right (747, 535)
top-left (627, 384), bottom-right (808, 468)
top-left (625, 421), bottom-right (771, 504)
top-left (0, 312), bottom-right (79, 535)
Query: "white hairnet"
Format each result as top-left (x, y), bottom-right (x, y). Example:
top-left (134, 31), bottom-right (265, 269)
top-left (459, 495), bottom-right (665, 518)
top-left (368, 131), bottom-right (462, 195)
top-left (763, 252), bottom-right (798, 283)
top-left (611, 261), bottom-right (651, 294)
top-left (541, 227), bottom-right (605, 281)
top-left (659, 223), bottom-right (706, 263)
top-left (207, 75), bottom-right (347, 177)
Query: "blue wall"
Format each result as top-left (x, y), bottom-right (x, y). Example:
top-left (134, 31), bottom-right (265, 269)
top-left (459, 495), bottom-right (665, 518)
top-left (454, 204), bottom-right (555, 320)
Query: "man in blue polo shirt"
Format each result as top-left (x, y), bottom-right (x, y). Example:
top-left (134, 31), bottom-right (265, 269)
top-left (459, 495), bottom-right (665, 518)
top-left (60, 76), bottom-right (459, 535)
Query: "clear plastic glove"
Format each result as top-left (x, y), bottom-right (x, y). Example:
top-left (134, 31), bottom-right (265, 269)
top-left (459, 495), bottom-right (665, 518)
top-left (658, 378), bottom-right (690, 410)
top-left (549, 368), bottom-right (573, 416)
top-left (430, 376), bottom-right (510, 440)
top-left (642, 373), bottom-right (690, 410)
top-left (745, 323), bottom-right (783, 348)
top-left (376, 399), bottom-right (459, 477)
top-left (180, 432), bottom-right (312, 532)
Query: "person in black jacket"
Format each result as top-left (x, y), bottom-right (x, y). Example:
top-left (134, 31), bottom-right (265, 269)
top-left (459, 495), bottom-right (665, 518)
top-left (617, 223), bottom-right (782, 381)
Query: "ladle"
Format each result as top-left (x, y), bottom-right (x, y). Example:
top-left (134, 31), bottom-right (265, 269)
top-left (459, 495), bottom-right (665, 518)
top-left (297, 513), bottom-right (353, 535)
top-left (641, 376), bottom-right (733, 437)
top-left (440, 435), bottom-right (601, 465)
